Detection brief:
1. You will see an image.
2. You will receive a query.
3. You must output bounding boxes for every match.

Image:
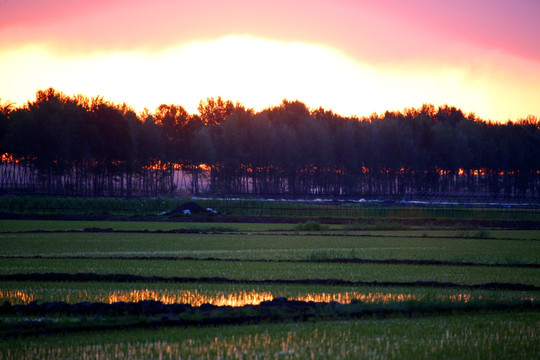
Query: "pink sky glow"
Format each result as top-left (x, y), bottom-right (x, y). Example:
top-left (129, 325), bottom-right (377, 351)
top-left (1, 0), bottom-right (539, 121)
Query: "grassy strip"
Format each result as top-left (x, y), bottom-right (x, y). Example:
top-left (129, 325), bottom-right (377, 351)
top-left (1, 255), bottom-right (538, 268)
top-left (2, 232), bottom-right (538, 264)
top-left (1, 273), bottom-right (538, 291)
top-left (0, 220), bottom-right (291, 232)
top-left (4, 228), bottom-right (540, 243)
top-left (2, 219), bottom-right (538, 241)
top-left (0, 228), bottom-right (247, 235)
top-left (2, 259), bottom-right (538, 285)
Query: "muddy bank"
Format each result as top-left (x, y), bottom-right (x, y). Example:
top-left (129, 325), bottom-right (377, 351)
top-left (0, 297), bottom-right (536, 338)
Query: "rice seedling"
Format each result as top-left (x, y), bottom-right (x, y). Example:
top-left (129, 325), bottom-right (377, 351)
top-left (1, 312), bottom-right (538, 359)
top-left (1, 258), bottom-right (538, 285)
top-left (1, 230), bottom-right (538, 264)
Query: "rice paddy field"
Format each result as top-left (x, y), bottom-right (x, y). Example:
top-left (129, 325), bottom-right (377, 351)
top-left (0, 201), bottom-right (539, 359)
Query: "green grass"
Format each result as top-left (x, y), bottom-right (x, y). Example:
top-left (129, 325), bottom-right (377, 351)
top-left (205, 199), bottom-right (540, 221)
top-left (2, 312), bottom-right (538, 359)
top-left (0, 220), bottom-right (290, 232)
top-left (293, 221), bottom-right (329, 232)
top-left (1, 258), bottom-right (538, 285)
top-left (5, 219), bottom-right (540, 238)
top-left (1, 230), bottom-right (538, 264)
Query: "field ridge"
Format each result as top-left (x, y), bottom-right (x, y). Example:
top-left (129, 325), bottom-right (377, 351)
top-left (1, 255), bottom-right (538, 268)
top-left (1, 298), bottom-right (536, 339)
top-left (2, 272), bottom-right (537, 291)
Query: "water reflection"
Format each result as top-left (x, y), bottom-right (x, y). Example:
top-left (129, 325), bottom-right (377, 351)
top-left (292, 292), bottom-right (419, 304)
top-left (0, 289), bottom-right (504, 306)
top-left (106, 290), bottom-right (428, 306)
top-left (5, 314), bottom-right (538, 360)
top-left (107, 289), bottom-right (274, 307)
top-left (0, 290), bottom-right (35, 304)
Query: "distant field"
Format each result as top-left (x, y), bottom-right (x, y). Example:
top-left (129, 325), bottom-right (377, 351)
top-left (1, 223), bottom-right (539, 264)
top-left (1, 196), bottom-right (539, 221)
top-left (0, 216), bottom-right (538, 359)
top-left (0, 219), bottom-right (288, 232)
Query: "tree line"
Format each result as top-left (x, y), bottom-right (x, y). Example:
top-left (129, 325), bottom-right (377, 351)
top-left (0, 88), bottom-right (539, 199)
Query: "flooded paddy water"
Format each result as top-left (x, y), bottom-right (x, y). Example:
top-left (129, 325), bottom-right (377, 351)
top-left (1, 283), bottom-right (536, 307)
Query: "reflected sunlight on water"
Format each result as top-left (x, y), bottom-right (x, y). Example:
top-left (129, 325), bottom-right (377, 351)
top-left (0, 290), bottom-right (35, 304)
top-left (291, 292), bottom-right (419, 304)
top-left (0, 288), bottom-right (520, 307)
top-left (107, 289), bottom-right (274, 307)
top-left (7, 314), bottom-right (539, 360)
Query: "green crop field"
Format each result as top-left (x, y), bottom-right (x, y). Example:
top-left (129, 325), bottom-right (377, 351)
top-left (1, 312), bottom-right (538, 359)
top-left (0, 210), bottom-right (538, 359)
top-left (1, 258), bottom-right (538, 285)
top-left (1, 223), bottom-right (539, 264)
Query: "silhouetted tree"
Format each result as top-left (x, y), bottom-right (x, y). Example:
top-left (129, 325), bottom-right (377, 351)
top-left (198, 97), bottom-right (235, 126)
top-left (0, 99), bottom-right (15, 156)
top-left (1, 89), bottom-right (539, 199)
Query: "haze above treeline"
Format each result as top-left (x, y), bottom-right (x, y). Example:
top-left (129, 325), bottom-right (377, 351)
top-left (0, 88), bottom-right (539, 198)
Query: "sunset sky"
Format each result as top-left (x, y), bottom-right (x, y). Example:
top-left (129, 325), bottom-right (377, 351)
top-left (1, 0), bottom-right (539, 122)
